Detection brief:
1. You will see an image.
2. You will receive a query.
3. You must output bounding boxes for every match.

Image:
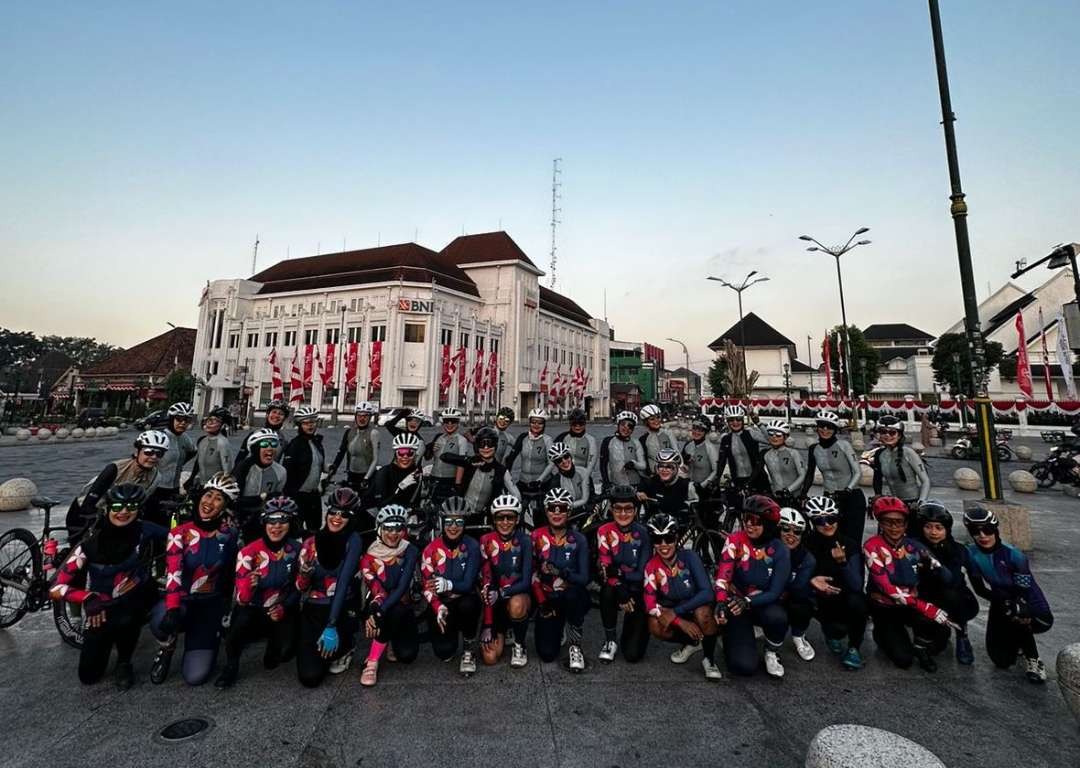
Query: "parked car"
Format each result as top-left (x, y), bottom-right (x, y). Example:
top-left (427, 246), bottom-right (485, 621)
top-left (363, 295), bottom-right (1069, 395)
top-left (76, 408), bottom-right (108, 428)
top-left (134, 409), bottom-right (169, 430)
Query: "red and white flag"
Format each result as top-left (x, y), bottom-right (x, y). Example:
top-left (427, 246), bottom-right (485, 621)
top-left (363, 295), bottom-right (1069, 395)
top-left (440, 345), bottom-right (453, 396)
top-left (344, 342), bottom-right (359, 389)
top-left (539, 363), bottom-right (549, 394)
top-left (822, 333), bottom-right (834, 398)
top-left (322, 343), bottom-right (335, 388)
top-left (1039, 308), bottom-right (1053, 401)
top-left (289, 349), bottom-right (304, 405)
top-left (473, 348), bottom-right (485, 401)
top-left (1016, 311), bottom-right (1033, 399)
top-left (302, 344), bottom-right (315, 387)
top-left (268, 349), bottom-right (284, 402)
top-left (369, 340), bottom-right (383, 391)
top-left (455, 346), bottom-right (468, 395)
top-left (487, 352), bottom-right (499, 394)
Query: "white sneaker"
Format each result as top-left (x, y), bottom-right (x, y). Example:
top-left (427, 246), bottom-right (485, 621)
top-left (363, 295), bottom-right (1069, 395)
top-left (568, 644), bottom-right (585, 672)
top-left (459, 650), bottom-right (477, 676)
top-left (510, 643), bottom-right (528, 668)
top-left (670, 642), bottom-right (702, 664)
top-left (765, 649), bottom-right (785, 678)
top-left (329, 650), bottom-right (353, 675)
top-left (702, 657), bottom-right (723, 681)
top-left (598, 640), bottom-right (618, 663)
top-left (1025, 656), bottom-right (1047, 684)
top-left (792, 636), bottom-right (816, 662)
top-left (753, 626), bottom-right (764, 640)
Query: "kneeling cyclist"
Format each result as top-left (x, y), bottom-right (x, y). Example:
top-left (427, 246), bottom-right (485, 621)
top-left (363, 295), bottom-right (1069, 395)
top-left (479, 494), bottom-right (533, 668)
top-left (596, 484), bottom-right (651, 664)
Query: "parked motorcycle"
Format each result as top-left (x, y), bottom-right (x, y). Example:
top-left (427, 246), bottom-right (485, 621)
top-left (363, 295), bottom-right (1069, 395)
top-left (1030, 443), bottom-right (1080, 488)
top-left (950, 429), bottom-right (1014, 462)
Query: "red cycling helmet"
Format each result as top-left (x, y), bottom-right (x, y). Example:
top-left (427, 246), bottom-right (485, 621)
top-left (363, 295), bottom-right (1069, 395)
top-left (742, 494), bottom-right (781, 524)
top-left (871, 495), bottom-right (909, 520)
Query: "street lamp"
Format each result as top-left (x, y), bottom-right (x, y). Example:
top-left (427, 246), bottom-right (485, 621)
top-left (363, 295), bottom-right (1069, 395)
top-left (666, 337), bottom-right (691, 402)
top-left (782, 363), bottom-right (792, 423)
top-left (706, 271), bottom-right (769, 395)
top-left (798, 229), bottom-right (871, 398)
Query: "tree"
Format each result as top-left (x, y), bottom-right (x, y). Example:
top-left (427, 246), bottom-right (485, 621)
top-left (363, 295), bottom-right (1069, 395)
top-left (39, 335), bottom-right (120, 367)
top-left (711, 339), bottom-right (759, 398)
top-left (931, 333), bottom-right (1004, 396)
top-left (0, 329), bottom-right (44, 369)
top-left (825, 326), bottom-right (881, 396)
top-left (707, 357), bottom-right (728, 398)
top-left (164, 369), bottom-right (196, 404)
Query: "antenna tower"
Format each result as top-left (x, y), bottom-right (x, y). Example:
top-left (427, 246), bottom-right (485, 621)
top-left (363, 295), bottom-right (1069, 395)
top-left (549, 158), bottom-right (562, 289)
top-left (251, 234), bottom-right (260, 274)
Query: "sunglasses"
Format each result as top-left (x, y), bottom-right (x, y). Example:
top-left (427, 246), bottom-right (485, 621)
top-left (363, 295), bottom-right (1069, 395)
top-left (529, 419), bottom-right (545, 425)
top-left (443, 517), bottom-right (466, 528)
top-left (327, 509), bottom-right (352, 518)
top-left (255, 439), bottom-right (280, 449)
top-left (879, 518), bottom-right (907, 528)
top-left (264, 514), bottom-right (292, 525)
top-left (878, 429), bottom-right (900, 436)
top-left (108, 503), bottom-right (139, 512)
top-left (141, 448), bottom-right (165, 457)
top-left (811, 515), bottom-right (840, 525)
top-left (968, 524), bottom-right (998, 536)
top-left (381, 522), bottom-right (405, 531)
top-left (742, 514), bottom-right (763, 527)
top-left (546, 504), bottom-right (569, 514)
top-left (494, 513), bottom-right (519, 523)
top-left (779, 524), bottom-right (803, 534)
top-left (653, 534), bottom-right (679, 545)
top-left (395, 448), bottom-right (417, 457)
top-left (477, 440), bottom-right (497, 449)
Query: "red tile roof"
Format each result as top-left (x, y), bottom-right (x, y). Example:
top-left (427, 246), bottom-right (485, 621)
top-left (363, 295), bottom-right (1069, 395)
top-left (539, 286), bottom-right (594, 327)
top-left (441, 231), bottom-right (540, 270)
top-left (82, 328), bottom-right (196, 377)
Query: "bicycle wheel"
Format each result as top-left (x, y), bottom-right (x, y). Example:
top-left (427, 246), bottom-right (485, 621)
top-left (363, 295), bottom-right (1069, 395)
top-left (693, 529), bottom-right (725, 573)
top-left (0, 528), bottom-right (40, 628)
top-left (53, 596), bottom-right (84, 649)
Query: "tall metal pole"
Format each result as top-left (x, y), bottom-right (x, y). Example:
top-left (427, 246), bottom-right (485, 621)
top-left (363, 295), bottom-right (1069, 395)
top-left (928, 0), bottom-right (1000, 500)
top-left (807, 334), bottom-right (815, 396)
top-left (834, 255), bottom-right (852, 398)
top-left (736, 291), bottom-right (747, 393)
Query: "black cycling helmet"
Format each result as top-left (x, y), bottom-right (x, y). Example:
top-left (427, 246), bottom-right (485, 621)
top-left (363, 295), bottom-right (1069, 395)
top-left (963, 504), bottom-right (999, 532)
top-left (266, 398), bottom-right (290, 415)
top-left (569, 408), bottom-right (587, 425)
top-left (608, 484), bottom-right (638, 504)
top-left (326, 486), bottom-right (360, 516)
top-left (647, 513), bottom-right (678, 538)
top-left (205, 406), bottom-right (230, 422)
top-left (917, 499), bottom-right (953, 531)
top-left (474, 427), bottom-right (498, 447)
top-left (262, 496), bottom-right (298, 524)
top-left (877, 415), bottom-right (905, 434)
top-left (105, 483), bottom-right (148, 511)
top-left (497, 406), bottom-right (515, 422)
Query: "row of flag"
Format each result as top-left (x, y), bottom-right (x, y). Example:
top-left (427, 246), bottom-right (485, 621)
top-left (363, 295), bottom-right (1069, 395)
top-left (540, 363), bottom-right (590, 409)
top-left (267, 342), bottom-right (384, 405)
top-left (440, 345), bottom-right (500, 402)
top-left (1015, 308), bottom-right (1077, 401)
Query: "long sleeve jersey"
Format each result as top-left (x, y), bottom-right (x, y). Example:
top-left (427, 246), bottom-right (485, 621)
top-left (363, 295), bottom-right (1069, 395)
top-left (495, 427), bottom-right (515, 465)
top-left (157, 429), bottom-right (198, 490)
top-left (713, 530), bottom-right (790, 608)
top-left (440, 453), bottom-right (519, 513)
top-left (637, 476), bottom-right (697, 524)
top-left (328, 425), bottom-right (381, 480)
top-left (530, 526), bottom-right (589, 604)
top-left (965, 541), bottom-right (1051, 616)
top-left (297, 532), bottom-right (363, 627)
top-left (639, 428), bottom-right (680, 474)
top-left (191, 433), bottom-right (233, 486)
top-left (802, 439), bottom-right (860, 495)
top-left (428, 431), bottom-right (472, 480)
top-left (644, 550), bottom-right (713, 616)
top-left (371, 462), bottom-right (426, 508)
top-left (51, 522), bottom-right (167, 607)
top-left (596, 521), bottom-right (651, 588)
top-left (682, 438), bottom-right (718, 486)
top-left (164, 519), bottom-right (239, 610)
top-left (479, 530), bottom-right (532, 625)
top-left (360, 543), bottom-right (419, 614)
top-left (599, 434), bottom-right (646, 487)
top-left (421, 535), bottom-right (481, 613)
top-left (283, 434), bottom-right (325, 495)
top-left (542, 467), bottom-right (591, 510)
top-left (553, 431), bottom-right (599, 480)
top-left (785, 547), bottom-right (816, 601)
top-left (863, 534), bottom-right (941, 620)
top-left (872, 444), bottom-right (931, 502)
top-left (234, 537), bottom-right (301, 609)
top-left (506, 433), bottom-right (554, 485)
top-left (764, 445), bottom-right (805, 496)
top-left (805, 531), bottom-right (864, 594)
top-left (717, 428), bottom-right (765, 483)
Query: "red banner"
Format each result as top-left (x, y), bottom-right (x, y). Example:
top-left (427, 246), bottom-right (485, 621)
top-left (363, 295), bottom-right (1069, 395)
top-left (473, 348), bottom-right (485, 399)
top-left (369, 341), bottom-right (383, 391)
top-left (487, 352), bottom-right (498, 394)
top-left (345, 342), bottom-right (358, 389)
top-left (822, 333), bottom-right (833, 398)
top-left (302, 344), bottom-right (314, 387)
top-left (268, 349), bottom-right (284, 402)
top-left (440, 345), bottom-right (452, 395)
top-left (540, 363), bottom-right (548, 394)
top-left (322, 343), bottom-right (335, 388)
top-left (1016, 311), bottom-right (1033, 399)
top-left (289, 349), bottom-right (304, 405)
top-left (1039, 308), bottom-right (1053, 401)
top-left (455, 346), bottom-right (468, 395)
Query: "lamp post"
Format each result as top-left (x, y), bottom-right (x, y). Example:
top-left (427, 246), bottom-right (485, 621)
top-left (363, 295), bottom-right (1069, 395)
top-left (666, 337), bottom-right (691, 403)
top-left (783, 363), bottom-right (792, 423)
top-left (807, 334), bottom-right (815, 397)
top-left (706, 271), bottom-right (769, 395)
top-left (798, 230), bottom-right (870, 398)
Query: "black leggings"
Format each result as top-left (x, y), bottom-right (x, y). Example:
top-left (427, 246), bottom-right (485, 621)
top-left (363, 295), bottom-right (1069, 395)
top-left (79, 604), bottom-right (144, 684)
top-left (986, 600), bottom-right (1053, 668)
top-left (921, 584), bottom-right (980, 654)
top-left (833, 489), bottom-right (866, 544)
top-left (427, 594), bottom-right (482, 660)
top-left (296, 602), bottom-right (359, 688)
top-left (722, 602), bottom-right (788, 676)
top-left (786, 596), bottom-right (815, 637)
top-left (599, 584), bottom-right (649, 663)
top-left (870, 603), bottom-right (949, 669)
top-left (375, 602), bottom-right (420, 663)
top-left (293, 491), bottom-right (323, 536)
top-left (535, 585), bottom-right (590, 663)
top-left (149, 596), bottom-right (225, 686)
top-left (225, 604), bottom-right (298, 666)
top-left (815, 591), bottom-right (868, 649)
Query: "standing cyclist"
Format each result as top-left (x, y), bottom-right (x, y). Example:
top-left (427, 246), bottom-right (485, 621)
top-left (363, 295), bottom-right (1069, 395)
top-left (326, 401), bottom-right (381, 494)
top-left (638, 403), bottom-right (679, 475)
top-left (801, 411), bottom-right (865, 542)
top-left (599, 411), bottom-right (646, 492)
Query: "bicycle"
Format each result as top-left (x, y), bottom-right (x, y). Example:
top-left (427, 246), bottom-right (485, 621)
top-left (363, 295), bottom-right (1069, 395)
top-left (0, 496), bottom-right (84, 648)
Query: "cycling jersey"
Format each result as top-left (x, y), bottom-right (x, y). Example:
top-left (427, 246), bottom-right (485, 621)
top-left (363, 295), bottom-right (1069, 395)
top-left (717, 428), bottom-right (765, 483)
top-left (636, 476), bottom-right (698, 523)
top-left (872, 445), bottom-right (930, 502)
top-left (543, 466), bottom-right (591, 510)
top-left (420, 535), bottom-right (481, 613)
top-left (440, 454), bottom-right (519, 512)
top-left (763, 445), bottom-right (805, 496)
top-left (802, 437), bottom-right (860, 495)
top-left (51, 522), bottom-right (167, 607)
top-left (713, 530), bottom-right (791, 607)
top-left (804, 530), bottom-right (864, 593)
top-left (164, 519), bottom-right (239, 611)
top-left (297, 531), bottom-right (363, 627)
top-left (235, 424), bottom-right (290, 465)
top-left (157, 428), bottom-right (198, 490)
top-left (191, 433), bottom-right (233, 487)
top-left (283, 433), bottom-right (325, 495)
top-left (479, 530), bottom-right (532, 626)
top-left (639, 427), bottom-right (679, 474)
top-left (360, 541), bottom-right (419, 614)
top-left (554, 430), bottom-right (599, 479)
top-left (328, 425), bottom-right (381, 480)
top-left (599, 434), bottom-right (646, 487)
top-left (786, 546), bottom-right (816, 601)
top-left (235, 537), bottom-right (301, 610)
top-left (596, 521), bottom-right (650, 588)
top-left (863, 533), bottom-right (941, 620)
top-left (965, 541), bottom-right (1051, 616)
top-left (72, 458), bottom-right (161, 531)
top-left (495, 427), bottom-right (515, 465)
top-left (530, 527), bottom-right (589, 604)
top-left (429, 432), bottom-right (471, 480)
top-left (370, 462), bottom-right (424, 508)
top-left (682, 438), bottom-right (718, 486)
top-left (643, 550), bottom-right (713, 616)
top-left (507, 433), bottom-right (554, 484)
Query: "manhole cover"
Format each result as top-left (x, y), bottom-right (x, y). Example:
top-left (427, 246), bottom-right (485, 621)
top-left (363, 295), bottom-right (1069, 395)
top-left (157, 717), bottom-right (214, 743)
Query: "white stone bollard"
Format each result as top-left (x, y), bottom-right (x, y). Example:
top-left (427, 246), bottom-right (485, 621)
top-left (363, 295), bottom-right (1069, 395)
top-left (1007, 470), bottom-right (1037, 494)
top-left (55, 428), bottom-right (70, 440)
top-left (805, 724), bottom-right (946, 768)
top-left (15, 429), bottom-right (30, 442)
top-left (0, 478), bottom-right (39, 512)
top-left (70, 428), bottom-right (84, 439)
top-left (37, 428), bottom-right (52, 441)
top-left (953, 467), bottom-right (981, 491)
top-left (1014, 445), bottom-right (1033, 461)
top-left (1057, 643), bottom-right (1080, 726)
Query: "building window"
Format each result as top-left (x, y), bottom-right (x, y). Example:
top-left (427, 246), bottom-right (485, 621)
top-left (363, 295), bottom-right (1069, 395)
top-left (211, 309), bottom-right (225, 349)
top-left (401, 390), bottom-right (420, 408)
top-left (490, 338), bottom-right (499, 355)
top-left (228, 333), bottom-right (240, 349)
top-left (404, 323), bottom-right (426, 343)
top-left (284, 330), bottom-right (297, 347)
top-left (459, 332), bottom-right (469, 349)
top-left (350, 298), bottom-right (358, 312)
top-left (347, 327), bottom-right (363, 343)
top-left (545, 346), bottom-right (550, 362)
top-left (264, 331), bottom-right (278, 347)
top-left (440, 328), bottom-right (453, 346)
top-left (475, 335), bottom-right (484, 350)
top-left (304, 329), bottom-right (318, 345)
top-left (328, 300), bottom-right (338, 313)
top-left (370, 325), bottom-right (386, 342)
top-left (325, 328), bottom-right (340, 344)
top-left (259, 383), bottom-right (272, 404)
top-left (246, 332), bottom-right (259, 348)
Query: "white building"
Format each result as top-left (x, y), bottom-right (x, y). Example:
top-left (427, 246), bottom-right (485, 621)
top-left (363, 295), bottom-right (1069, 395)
top-left (862, 323), bottom-right (936, 398)
top-left (192, 231), bottom-right (610, 420)
top-left (707, 313), bottom-right (815, 396)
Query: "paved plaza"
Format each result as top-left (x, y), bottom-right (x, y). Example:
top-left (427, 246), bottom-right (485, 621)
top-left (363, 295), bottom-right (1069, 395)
top-left (1, 425), bottom-right (1079, 767)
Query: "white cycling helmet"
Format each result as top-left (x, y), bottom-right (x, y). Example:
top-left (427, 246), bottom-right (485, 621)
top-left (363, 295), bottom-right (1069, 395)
top-left (655, 448), bottom-right (682, 468)
top-left (815, 410), bottom-right (841, 429)
top-left (167, 402), bottom-right (195, 418)
top-left (639, 404), bottom-right (662, 420)
top-left (764, 419), bottom-right (790, 437)
top-left (376, 504), bottom-right (409, 528)
top-left (544, 487), bottom-right (574, 507)
top-left (406, 409), bottom-right (429, 425)
top-left (440, 407), bottom-right (463, 421)
top-left (779, 507), bottom-right (807, 533)
top-left (804, 496), bottom-right (840, 521)
top-left (246, 427), bottom-right (279, 450)
top-left (294, 405), bottom-right (319, 423)
top-left (548, 442), bottom-right (572, 463)
top-left (391, 433), bottom-right (423, 452)
top-left (528, 407), bottom-right (548, 422)
top-left (491, 494), bottom-right (522, 515)
top-left (201, 472), bottom-right (240, 502)
top-left (615, 410), bottom-right (638, 425)
top-left (723, 404), bottom-right (746, 420)
top-left (135, 429), bottom-right (170, 451)
top-left (354, 401), bottom-right (377, 414)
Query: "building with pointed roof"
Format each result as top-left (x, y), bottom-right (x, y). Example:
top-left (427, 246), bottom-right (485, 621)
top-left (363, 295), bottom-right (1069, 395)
top-left (708, 312), bottom-right (816, 395)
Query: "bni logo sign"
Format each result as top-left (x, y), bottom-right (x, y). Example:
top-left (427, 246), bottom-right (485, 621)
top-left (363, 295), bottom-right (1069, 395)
top-left (398, 298), bottom-right (433, 313)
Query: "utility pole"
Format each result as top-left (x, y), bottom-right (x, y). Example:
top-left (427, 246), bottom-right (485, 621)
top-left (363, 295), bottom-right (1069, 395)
top-left (928, 0), bottom-right (1000, 500)
top-left (251, 235), bottom-right (260, 275)
top-left (807, 334), bottom-right (815, 397)
top-left (549, 158), bottom-right (562, 289)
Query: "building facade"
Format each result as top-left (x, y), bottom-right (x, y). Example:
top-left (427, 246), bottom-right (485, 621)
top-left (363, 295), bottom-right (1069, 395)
top-left (191, 232), bottom-right (610, 420)
top-left (609, 340), bottom-right (664, 404)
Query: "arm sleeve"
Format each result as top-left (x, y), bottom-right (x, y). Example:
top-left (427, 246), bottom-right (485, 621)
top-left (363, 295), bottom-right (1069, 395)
top-left (328, 430), bottom-right (350, 475)
top-left (786, 449), bottom-right (806, 495)
top-left (841, 545), bottom-right (865, 593)
top-left (713, 542), bottom-right (736, 604)
top-left (1009, 548), bottom-right (1037, 596)
top-left (49, 546), bottom-right (98, 604)
top-left (164, 525), bottom-right (187, 610)
top-left (907, 448), bottom-right (931, 502)
top-left (789, 553), bottom-right (816, 597)
top-left (439, 453), bottom-right (472, 468)
top-left (506, 534), bottom-right (533, 597)
top-left (220, 437), bottom-right (235, 477)
top-left (864, 542), bottom-right (940, 619)
top-left (570, 470), bottom-right (589, 510)
top-left (964, 549), bottom-right (994, 601)
top-left (841, 442), bottom-right (861, 490)
top-left (585, 435), bottom-right (599, 478)
top-left (530, 538), bottom-right (547, 605)
top-left (599, 437), bottom-right (612, 486)
top-left (80, 463), bottom-right (119, 519)
top-left (360, 555), bottom-right (386, 608)
top-left (643, 563), bottom-right (661, 616)
top-left (715, 437), bottom-right (731, 483)
top-left (800, 446), bottom-right (818, 497)
top-left (420, 546), bottom-right (443, 613)
top-left (872, 450), bottom-right (883, 496)
top-left (234, 548), bottom-right (255, 605)
top-left (747, 544), bottom-right (790, 607)
top-left (381, 546), bottom-right (417, 612)
top-left (564, 533), bottom-right (590, 586)
top-left (536, 463), bottom-right (555, 484)
top-left (637, 434), bottom-right (650, 469)
top-left (631, 441), bottom-right (647, 473)
top-left (505, 433), bottom-right (526, 477)
top-left (365, 430), bottom-right (381, 480)
top-left (451, 538), bottom-right (481, 593)
top-left (673, 554), bottom-right (713, 615)
top-left (703, 444), bottom-right (719, 487)
top-left (501, 470), bottom-right (520, 500)
top-left (295, 538), bottom-right (315, 593)
top-left (597, 529), bottom-right (616, 586)
top-left (326, 535), bottom-right (362, 627)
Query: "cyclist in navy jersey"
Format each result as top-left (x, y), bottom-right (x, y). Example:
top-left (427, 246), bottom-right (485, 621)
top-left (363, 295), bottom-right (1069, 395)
top-left (596, 484), bottom-right (651, 664)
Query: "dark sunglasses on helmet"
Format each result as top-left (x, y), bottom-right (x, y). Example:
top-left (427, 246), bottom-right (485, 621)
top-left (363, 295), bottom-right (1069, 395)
top-left (779, 524), bottom-right (801, 534)
top-left (967, 524), bottom-right (998, 536)
top-left (878, 428), bottom-right (900, 436)
top-left (327, 508), bottom-right (353, 518)
top-left (810, 514), bottom-right (840, 525)
top-left (494, 512), bottom-right (518, 522)
top-left (742, 513), bottom-right (763, 527)
top-left (653, 534), bottom-right (678, 545)
top-left (545, 503), bottom-right (570, 514)
top-left (477, 439), bottom-right (497, 449)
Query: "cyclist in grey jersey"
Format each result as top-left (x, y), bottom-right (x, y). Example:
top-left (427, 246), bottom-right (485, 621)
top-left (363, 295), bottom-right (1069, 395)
top-left (800, 411), bottom-right (865, 541)
top-left (505, 408), bottom-right (553, 528)
top-left (600, 412), bottom-right (647, 489)
top-left (494, 406), bottom-right (516, 465)
top-left (327, 402), bottom-right (382, 490)
top-left (426, 408), bottom-right (471, 503)
top-left (638, 404), bottom-right (679, 474)
top-left (761, 420), bottom-right (804, 500)
top-left (682, 418), bottom-right (718, 487)
top-left (189, 408), bottom-right (233, 488)
top-left (716, 405), bottom-right (767, 491)
top-left (440, 428), bottom-right (519, 516)
top-left (553, 408), bottom-right (598, 482)
top-left (541, 443), bottom-right (591, 510)
top-left (871, 416), bottom-right (930, 504)
top-left (235, 399), bottom-right (291, 465)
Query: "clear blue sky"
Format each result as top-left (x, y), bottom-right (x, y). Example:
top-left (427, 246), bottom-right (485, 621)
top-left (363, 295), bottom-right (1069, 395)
top-left (3, 1), bottom-right (1078, 371)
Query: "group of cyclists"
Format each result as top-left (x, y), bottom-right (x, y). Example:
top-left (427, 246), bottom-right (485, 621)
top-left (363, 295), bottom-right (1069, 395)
top-left (48, 398), bottom-right (1053, 692)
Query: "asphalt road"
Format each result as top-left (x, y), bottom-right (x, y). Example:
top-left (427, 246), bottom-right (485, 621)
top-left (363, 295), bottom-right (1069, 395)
top-left (1, 423), bottom-right (1078, 767)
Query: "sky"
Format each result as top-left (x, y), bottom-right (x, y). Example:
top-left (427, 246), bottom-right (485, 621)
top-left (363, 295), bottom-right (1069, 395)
top-left (3, 1), bottom-right (1078, 372)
